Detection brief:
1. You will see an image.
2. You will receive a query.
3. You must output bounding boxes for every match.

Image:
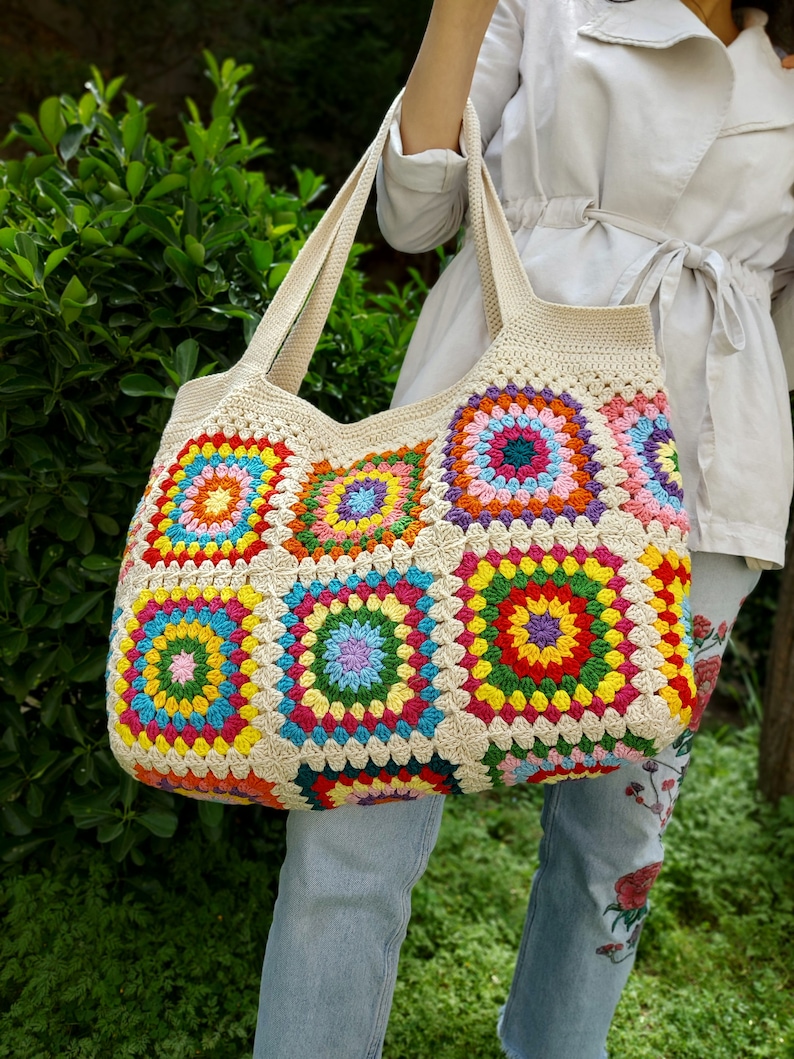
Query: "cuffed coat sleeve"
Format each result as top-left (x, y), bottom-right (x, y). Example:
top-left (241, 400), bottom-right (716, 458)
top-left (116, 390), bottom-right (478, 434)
top-left (375, 0), bottom-right (525, 254)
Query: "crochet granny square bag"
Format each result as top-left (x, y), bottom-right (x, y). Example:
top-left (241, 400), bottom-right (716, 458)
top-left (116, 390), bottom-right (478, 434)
top-left (107, 98), bottom-right (697, 810)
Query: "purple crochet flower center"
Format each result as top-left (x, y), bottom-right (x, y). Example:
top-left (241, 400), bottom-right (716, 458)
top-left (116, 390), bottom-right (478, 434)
top-left (335, 637), bottom-right (375, 675)
top-left (526, 612), bottom-right (562, 649)
top-left (335, 476), bottom-right (390, 521)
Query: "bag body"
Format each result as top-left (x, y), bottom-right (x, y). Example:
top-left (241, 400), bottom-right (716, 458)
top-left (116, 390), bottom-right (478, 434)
top-left (107, 100), bottom-right (696, 810)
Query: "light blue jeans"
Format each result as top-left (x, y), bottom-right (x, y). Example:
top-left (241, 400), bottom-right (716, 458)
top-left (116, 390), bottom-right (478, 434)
top-left (253, 554), bottom-right (759, 1059)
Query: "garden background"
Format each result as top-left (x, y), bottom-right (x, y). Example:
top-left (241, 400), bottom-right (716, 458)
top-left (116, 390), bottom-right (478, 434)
top-left (0, 2), bottom-right (793, 1056)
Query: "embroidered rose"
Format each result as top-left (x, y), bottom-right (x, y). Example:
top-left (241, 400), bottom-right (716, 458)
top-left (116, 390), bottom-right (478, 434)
top-left (613, 862), bottom-right (663, 911)
top-left (692, 614), bottom-right (712, 640)
top-left (717, 620), bottom-right (728, 640)
top-left (691, 654), bottom-right (723, 730)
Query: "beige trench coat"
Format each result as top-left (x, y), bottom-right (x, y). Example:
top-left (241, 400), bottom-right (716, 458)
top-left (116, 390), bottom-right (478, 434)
top-left (376, 0), bottom-right (794, 567)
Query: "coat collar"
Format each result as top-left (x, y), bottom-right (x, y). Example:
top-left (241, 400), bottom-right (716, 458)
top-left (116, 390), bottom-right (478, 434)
top-left (578, 1), bottom-right (794, 132)
top-left (578, 0), bottom-right (719, 49)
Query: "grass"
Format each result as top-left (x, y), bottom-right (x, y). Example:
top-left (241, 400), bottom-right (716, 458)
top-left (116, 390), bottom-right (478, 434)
top-left (1, 726), bottom-right (793, 1058)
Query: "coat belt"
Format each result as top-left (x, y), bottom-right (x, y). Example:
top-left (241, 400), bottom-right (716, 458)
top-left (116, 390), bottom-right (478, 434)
top-left (500, 195), bottom-right (775, 541)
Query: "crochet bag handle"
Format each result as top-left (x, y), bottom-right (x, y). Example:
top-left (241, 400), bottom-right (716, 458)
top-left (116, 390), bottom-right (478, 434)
top-left (239, 96), bottom-right (533, 394)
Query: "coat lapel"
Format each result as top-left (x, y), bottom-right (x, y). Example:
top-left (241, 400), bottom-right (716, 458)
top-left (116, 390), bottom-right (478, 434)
top-left (578, 1), bottom-right (794, 133)
top-left (578, 0), bottom-right (715, 50)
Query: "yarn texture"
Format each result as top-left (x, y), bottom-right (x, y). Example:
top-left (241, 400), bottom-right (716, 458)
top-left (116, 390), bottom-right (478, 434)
top-left (107, 99), bottom-right (696, 810)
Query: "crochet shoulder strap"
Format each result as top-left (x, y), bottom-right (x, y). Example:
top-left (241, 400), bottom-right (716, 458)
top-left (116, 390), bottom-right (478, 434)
top-left (236, 96), bottom-right (534, 394)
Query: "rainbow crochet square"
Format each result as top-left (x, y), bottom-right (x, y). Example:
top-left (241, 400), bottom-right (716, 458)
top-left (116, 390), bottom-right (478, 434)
top-left (285, 444), bottom-right (430, 560)
top-left (638, 544), bottom-right (696, 723)
top-left (601, 392), bottom-right (689, 532)
top-left (454, 545), bottom-right (645, 729)
top-left (112, 585), bottom-right (264, 757)
top-left (144, 432), bottom-right (291, 567)
top-left (132, 763), bottom-right (284, 808)
top-left (275, 567), bottom-right (442, 748)
top-left (441, 384), bottom-right (604, 530)
top-left (295, 754), bottom-right (462, 810)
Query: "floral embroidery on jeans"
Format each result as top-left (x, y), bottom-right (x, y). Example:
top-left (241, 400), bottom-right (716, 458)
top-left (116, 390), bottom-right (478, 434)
top-left (604, 861), bottom-right (663, 930)
top-left (624, 727), bottom-right (692, 830)
top-left (596, 861), bottom-right (663, 964)
top-left (596, 922), bottom-right (645, 964)
top-left (691, 654), bottom-right (723, 730)
top-left (692, 613), bottom-right (731, 650)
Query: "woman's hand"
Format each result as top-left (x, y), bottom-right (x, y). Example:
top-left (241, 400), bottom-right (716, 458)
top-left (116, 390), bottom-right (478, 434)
top-left (400, 0), bottom-right (501, 155)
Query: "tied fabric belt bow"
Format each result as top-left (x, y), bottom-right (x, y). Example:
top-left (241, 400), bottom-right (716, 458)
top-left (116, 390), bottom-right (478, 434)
top-left (501, 196), bottom-right (775, 557)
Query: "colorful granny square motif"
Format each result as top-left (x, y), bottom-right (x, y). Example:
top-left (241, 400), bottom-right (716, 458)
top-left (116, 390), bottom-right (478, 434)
top-left (601, 392), bottom-right (689, 532)
top-left (483, 741), bottom-right (624, 786)
top-left (112, 585), bottom-right (263, 757)
top-left (638, 545), bottom-right (695, 723)
top-left (285, 444), bottom-right (430, 560)
top-left (295, 754), bottom-right (462, 809)
top-left (441, 384), bottom-right (604, 530)
top-left (275, 567), bottom-right (442, 747)
top-left (454, 545), bottom-right (644, 728)
top-left (144, 433), bottom-right (291, 567)
top-left (132, 763), bottom-right (284, 808)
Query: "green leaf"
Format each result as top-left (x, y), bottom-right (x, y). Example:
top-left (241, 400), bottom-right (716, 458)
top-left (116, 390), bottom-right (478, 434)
top-left (69, 646), bottom-right (109, 682)
top-left (198, 800), bottom-right (224, 828)
top-left (184, 123), bottom-right (206, 165)
top-left (125, 160), bottom-right (148, 199)
top-left (184, 234), bottom-right (206, 266)
top-left (35, 177), bottom-right (73, 218)
top-left (122, 110), bottom-right (146, 157)
top-left (7, 253), bottom-right (35, 283)
top-left (163, 245), bottom-right (196, 289)
top-left (43, 244), bottom-right (72, 279)
top-left (143, 173), bottom-right (188, 202)
top-left (106, 75), bottom-right (126, 103)
top-left (136, 205), bottom-right (180, 247)
top-left (188, 165), bottom-right (212, 202)
top-left (60, 273), bottom-right (87, 304)
top-left (97, 820), bottom-right (125, 843)
top-left (61, 591), bottom-right (104, 624)
top-left (172, 338), bottom-right (199, 384)
top-left (81, 554), bottom-right (120, 571)
top-left (205, 115), bottom-right (232, 159)
top-left (93, 512), bottom-right (120, 534)
top-left (6, 522), bottom-right (29, 554)
top-left (40, 543), bottom-right (64, 578)
top-left (204, 213), bottom-right (248, 247)
top-left (119, 373), bottom-right (169, 398)
top-left (249, 238), bottom-right (273, 272)
top-left (38, 96), bottom-right (67, 146)
top-left (59, 123), bottom-right (87, 161)
top-left (1, 804), bottom-right (33, 837)
top-left (78, 92), bottom-right (97, 126)
top-left (138, 810), bottom-right (178, 838)
top-left (26, 154), bottom-right (58, 181)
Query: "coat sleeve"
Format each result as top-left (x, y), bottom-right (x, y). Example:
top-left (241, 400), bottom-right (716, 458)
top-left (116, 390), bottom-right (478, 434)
top-left (376, 0), bottom-right (525, 254)
top-left (771, 231), bottom-right (794, 390)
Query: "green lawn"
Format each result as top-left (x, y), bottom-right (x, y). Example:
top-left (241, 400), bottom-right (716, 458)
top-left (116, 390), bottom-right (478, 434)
top-left (1, 726), bottom-right (793, 1059)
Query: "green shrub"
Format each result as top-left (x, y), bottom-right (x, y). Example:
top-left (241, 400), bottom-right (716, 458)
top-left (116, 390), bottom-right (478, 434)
top-left (0, 53), bottom-right (421, 870)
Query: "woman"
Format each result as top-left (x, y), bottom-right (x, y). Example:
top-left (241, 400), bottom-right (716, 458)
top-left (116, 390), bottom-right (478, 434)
top-left (254, 3), bottom-right (794, 1056)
